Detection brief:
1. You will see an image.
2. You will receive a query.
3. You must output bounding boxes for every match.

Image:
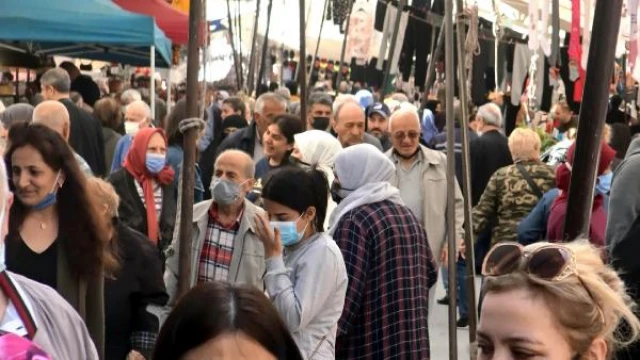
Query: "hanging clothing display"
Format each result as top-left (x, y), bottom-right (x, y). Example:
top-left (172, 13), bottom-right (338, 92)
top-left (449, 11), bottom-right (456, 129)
top-left (346, 0), bottom-right (375, 66)
top-left (374, 0), bottom-right (387, 32)
top-left (581, 0), bottom-right (593, 69)
top-left (528, 0), bottom-right (550, 56)
top-left (332, 0), bottom-right (351, 31)
top-left (377, 3), bottom-right (398, 70)
top-left (511, 44), bottom-right (545, 109)
top-left (632, 0), bottom-right (640, 78)
top-left (549, 0), bottom-right (561, 67)
top-left (399, 5), bottom-right (432, 90)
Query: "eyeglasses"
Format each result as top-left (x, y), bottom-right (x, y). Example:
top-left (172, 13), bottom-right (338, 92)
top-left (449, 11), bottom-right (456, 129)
top-left (482, 242), bottom-right (576, 280)
top-left (482, 242), bottom-right (605, 322)
top-left (392, 131), bottom-right (420, 141)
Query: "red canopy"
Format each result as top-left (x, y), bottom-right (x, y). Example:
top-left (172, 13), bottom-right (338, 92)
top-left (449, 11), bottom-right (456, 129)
top-left (113, 0), bottom-right (189, 45)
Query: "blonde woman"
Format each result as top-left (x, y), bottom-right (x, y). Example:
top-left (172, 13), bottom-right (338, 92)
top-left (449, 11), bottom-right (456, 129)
top-left (478, 241), bottom-right (640, 359)
top-left (472, 128), bottom-right (555, 245)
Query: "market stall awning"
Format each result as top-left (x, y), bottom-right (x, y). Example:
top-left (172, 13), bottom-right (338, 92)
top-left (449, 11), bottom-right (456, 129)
top-left (113, 0), bottom-right (190, 45)
top-left (0, 0), bottom-right (172, 67)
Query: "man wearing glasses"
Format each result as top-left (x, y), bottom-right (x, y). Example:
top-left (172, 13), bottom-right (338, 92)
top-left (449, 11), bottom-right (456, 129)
top-left (386, 106), bottom-right (465, 322)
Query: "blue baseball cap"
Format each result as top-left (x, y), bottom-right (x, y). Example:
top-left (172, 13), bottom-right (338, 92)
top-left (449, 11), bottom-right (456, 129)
top-left (366, 102), bottom-right (390, 119)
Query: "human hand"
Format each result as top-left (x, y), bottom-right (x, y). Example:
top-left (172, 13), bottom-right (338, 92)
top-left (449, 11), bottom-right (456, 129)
top-left (127, 350), bottom-right (145, 360)
top-left (441, 248), bottom-right (448, 267)
top-left (254, 213), bottom-right (283, 259)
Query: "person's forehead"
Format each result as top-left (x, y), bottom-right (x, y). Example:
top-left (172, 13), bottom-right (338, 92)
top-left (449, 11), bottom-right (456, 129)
top-left (338, 103), bottom-right (365, 122)
top-left (391, 114), bottom-right (420, 131)
top-left (262, 100), bottom-right (286, 112)
top-left (311, 103), bottom-right (331, 112)
top-left (216, 154), bottom-right (247, 174)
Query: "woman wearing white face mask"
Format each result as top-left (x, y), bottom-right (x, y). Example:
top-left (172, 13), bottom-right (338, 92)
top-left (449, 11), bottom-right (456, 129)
top-left (108, 128), bottom-right (176, 255)
top-left (254, 167), bottom-right (348, 360)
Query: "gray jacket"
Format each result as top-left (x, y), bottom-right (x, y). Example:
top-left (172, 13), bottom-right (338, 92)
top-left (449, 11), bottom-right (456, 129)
top-left (11, 272), bottom-right (99, 360)
top-left (164, 199), bottom-right (266, 305)
top-left (607, 137), bottom-right (640, 247)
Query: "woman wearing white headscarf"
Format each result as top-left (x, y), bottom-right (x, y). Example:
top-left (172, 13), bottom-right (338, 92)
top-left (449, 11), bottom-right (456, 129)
top-left (292, 130), bottom-right (342, 229)
top-left (329, 144), bottom-right (436, 360)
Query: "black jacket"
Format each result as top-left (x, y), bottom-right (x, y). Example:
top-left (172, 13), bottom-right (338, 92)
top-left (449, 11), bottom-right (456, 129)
top-left (431, 127), bottom-right (479, 191)
top-left (60, 98), bottom-right (107, 176)
top-left (215, 121), bottom-right (258, 159)
top-left (107, 169), bottom-right (176, 252)
top-left (105, 223), bottom-right (167, 360)
top-left (469, 130), bottom-right (513, 206)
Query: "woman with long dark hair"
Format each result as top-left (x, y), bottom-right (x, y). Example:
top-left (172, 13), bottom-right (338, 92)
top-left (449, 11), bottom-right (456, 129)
top-left (153, 281), bottom-right (303, 360)
top-left (5, 123), bottom-right (115, 358)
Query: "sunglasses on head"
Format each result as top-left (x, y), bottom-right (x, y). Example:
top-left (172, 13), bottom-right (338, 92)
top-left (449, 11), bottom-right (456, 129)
top-left (482, 242), bottom-right (576, 280)
top-left (483, 242), bottom-right (605, 322)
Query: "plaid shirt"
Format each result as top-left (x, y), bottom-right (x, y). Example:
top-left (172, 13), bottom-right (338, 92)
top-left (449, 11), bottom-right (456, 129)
top-left (334, 200), bottom-right (437, 360)
top-left (197, 204), bottom-right (243, 283)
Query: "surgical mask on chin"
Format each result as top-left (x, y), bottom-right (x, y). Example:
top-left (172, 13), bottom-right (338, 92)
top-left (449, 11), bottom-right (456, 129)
top-left (271, 215), bottom-right (309, 247)
top-left (311, 116), bottom-right (331, 131)
top-left (124, 121), bottom-right (140, 136)
top-left (596, 172), bottom-right (613, 195)
top-left (145, 153), bottom-right (166, 174)
top-left (210, 177), bottom-right (246, 205)
top-left (32, 171), bottom-right (62, 211)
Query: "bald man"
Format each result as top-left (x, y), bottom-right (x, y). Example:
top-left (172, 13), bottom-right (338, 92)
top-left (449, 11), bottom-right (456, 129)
top-left (33, 101), bottom-right (93, 176)
top-left (332, 100), bottom-right (383, 150)
top-left (110, 100), bottom-right (153, 173)
top-left (163, 149), bottom-right (266, 304)
top-left (385, 108), bottom-right (465, 323)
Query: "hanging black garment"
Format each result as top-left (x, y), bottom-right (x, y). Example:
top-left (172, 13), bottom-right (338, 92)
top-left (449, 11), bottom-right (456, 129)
top-left (399, 7), bottom-right (431, 91)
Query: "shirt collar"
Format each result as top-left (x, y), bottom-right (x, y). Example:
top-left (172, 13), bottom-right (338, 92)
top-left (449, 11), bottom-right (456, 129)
top-left (209, 202), bottom-right (244, 230)
top-left (0, 271), bottom-right (37, 339)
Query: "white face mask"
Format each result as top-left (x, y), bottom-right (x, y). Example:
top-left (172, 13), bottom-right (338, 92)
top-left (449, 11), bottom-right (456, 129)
top-left (124, 121), bottom-right (140, 136)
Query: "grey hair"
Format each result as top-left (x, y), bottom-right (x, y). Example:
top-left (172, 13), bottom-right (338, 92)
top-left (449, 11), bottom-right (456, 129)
top-left (334, 99), bottom-right (364, 123)
top-left (391, 93), bottom-right (410, 103)
top-left (1, 104), bottom-right (34, 128)
top-left (121, 89), bottom-right (142, 106)
top-left (332, 94), bottom-right (358, 114)
top-left (40, 68), bottom-right (71, 93)
top-left (307, 92), bottom-right (333, 110)
top-left (477, 103), bottom-right (503, 128)
top-left (255, 92), bottom-right (287, 115)
top-left (388, 107), bottom-right (421, 132)
top-left (274, 87), bottom-right (291, 101)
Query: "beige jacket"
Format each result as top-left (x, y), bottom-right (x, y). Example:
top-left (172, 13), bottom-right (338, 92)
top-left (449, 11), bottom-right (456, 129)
top-left (387, 146), bottom-right (465, 262)
top-left (164, 199), bottom-right (266, 305)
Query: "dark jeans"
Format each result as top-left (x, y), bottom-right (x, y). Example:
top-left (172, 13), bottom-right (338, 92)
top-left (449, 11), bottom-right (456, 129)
top-left (442, 257), bottom-right (469, 319)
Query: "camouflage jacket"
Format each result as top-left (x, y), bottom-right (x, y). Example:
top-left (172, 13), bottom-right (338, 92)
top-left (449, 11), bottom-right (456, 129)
top-left (473, 160), bottom-right (556, 245)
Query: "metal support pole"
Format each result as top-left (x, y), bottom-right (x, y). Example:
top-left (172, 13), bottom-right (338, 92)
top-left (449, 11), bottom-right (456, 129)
top-left (247, 0), bottom-right (262, 95)
top-left (335, 0), bottom-right (354, 90)
top-left (226, 0), bottom-right (242, 90)
top-left (150, 46), bottom-right (156, 121)
top-left (307, 0), bottom-right (330, 90)
top-left (381, 0), bottom-right (407, 98)
top-left (444, 0), bottom-right (458, 357)
top-left (237, 0), bottom-right (244, 89)
top-left (177, 0), bottom-right (202, 299)
top-left (455, 11), bottom-right (478, 360)
top-left (167, 68), bottom-right (173, 114)
top-left (423, 24), bottom-right (445, 106)
top-left (256, 0), bottom-right (274, 94)
top-left (563, 0), bottom-right (623, 240)
top-left (299, 0), bottom-right (307, 119)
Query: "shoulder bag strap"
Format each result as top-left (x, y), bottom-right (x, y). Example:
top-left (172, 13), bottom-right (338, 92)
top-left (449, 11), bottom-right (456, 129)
top-left (515, 163), bottom-right (544, 199)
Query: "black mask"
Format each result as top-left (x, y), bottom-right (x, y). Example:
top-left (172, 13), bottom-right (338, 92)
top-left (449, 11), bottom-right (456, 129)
top-left (289, 157), bottom-right (312, 169)
top-left (312, 116), bottom-right (331, 131)
top-left (330, 181), bottom-right (344, 204)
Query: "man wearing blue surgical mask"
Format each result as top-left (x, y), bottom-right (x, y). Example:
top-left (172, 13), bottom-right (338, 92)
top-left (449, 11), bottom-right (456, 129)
top-left (164, 149), bottom-right (266, 306)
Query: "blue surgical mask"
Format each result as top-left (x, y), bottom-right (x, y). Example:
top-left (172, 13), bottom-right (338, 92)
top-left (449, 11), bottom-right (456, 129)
top-left (32, 171), bottom-right (62, 211)
top-left (596, 172), bottom-right (613, 196)
top-left (271, 214), bottom-right (309, 247)
top-left (146, 153), bottom-right (166, 174)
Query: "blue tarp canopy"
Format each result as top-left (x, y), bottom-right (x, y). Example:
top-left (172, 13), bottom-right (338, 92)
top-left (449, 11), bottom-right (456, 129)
top-left (0, 0), bottom-right (172, 67)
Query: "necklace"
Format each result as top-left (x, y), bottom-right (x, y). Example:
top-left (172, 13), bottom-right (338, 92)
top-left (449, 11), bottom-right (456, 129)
top-left (40, 222), bottom-right (47, 230)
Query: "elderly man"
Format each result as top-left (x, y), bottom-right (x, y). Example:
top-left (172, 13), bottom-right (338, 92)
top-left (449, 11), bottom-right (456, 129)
top-left (216, 92), bottom-right (287, 162)
top-left (110, 100), bottom-right (153, 173)
top-left (331, 99), bottom-right (383, 150)
top-left (32, 101), bottom-right (93, 176)
top-left (329, 144), bottom-right (436, 360)
top-left (40, 68), bottom-right (106, 176)
top-left (386, 108), bottom-right (465, 323)
top-left (164, 150), bottom-right (265, 304)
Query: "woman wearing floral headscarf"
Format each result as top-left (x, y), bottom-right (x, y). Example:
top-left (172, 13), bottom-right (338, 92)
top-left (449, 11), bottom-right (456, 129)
top-left (108, 128), bottom-right (176, 253)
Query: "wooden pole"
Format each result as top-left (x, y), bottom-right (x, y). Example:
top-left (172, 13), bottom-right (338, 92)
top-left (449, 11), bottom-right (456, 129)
top-left (335, 0), bottom-right (354, 90)
top-left (455, 10), bottom-right (478, 359)
top-left (307, 0), bottom-right (330, 90)
top-left (381, 0), bottom-right (407, 98)
top-left (177, 0), bottom-right (202, 298)
top-left (298, 0), bottom-right (307, 119)
top-left (423, 24), bottom-right (445, 107)
top-left (226, 0), bottom-right (241, 90)
top-left (563, 0), bottom-right (623, 240)
top-left (256, 0), bottom-right (274, 94)
top-left (247, 0), bottom-right (262, 95)
top-left (444, 0), bottom-right (458, 357)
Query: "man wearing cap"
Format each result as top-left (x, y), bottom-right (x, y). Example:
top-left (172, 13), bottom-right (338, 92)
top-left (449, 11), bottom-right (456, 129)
top-left (366, 103), bottom-right (393, 151)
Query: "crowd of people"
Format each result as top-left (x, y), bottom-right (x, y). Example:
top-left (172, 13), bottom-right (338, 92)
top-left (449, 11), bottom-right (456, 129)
top-left (0, 61), bottom-right (639, 360)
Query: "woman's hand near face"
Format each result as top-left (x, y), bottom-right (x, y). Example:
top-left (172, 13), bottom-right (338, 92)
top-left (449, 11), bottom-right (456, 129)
top-left (254, 213), bottom-right (282, 259)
